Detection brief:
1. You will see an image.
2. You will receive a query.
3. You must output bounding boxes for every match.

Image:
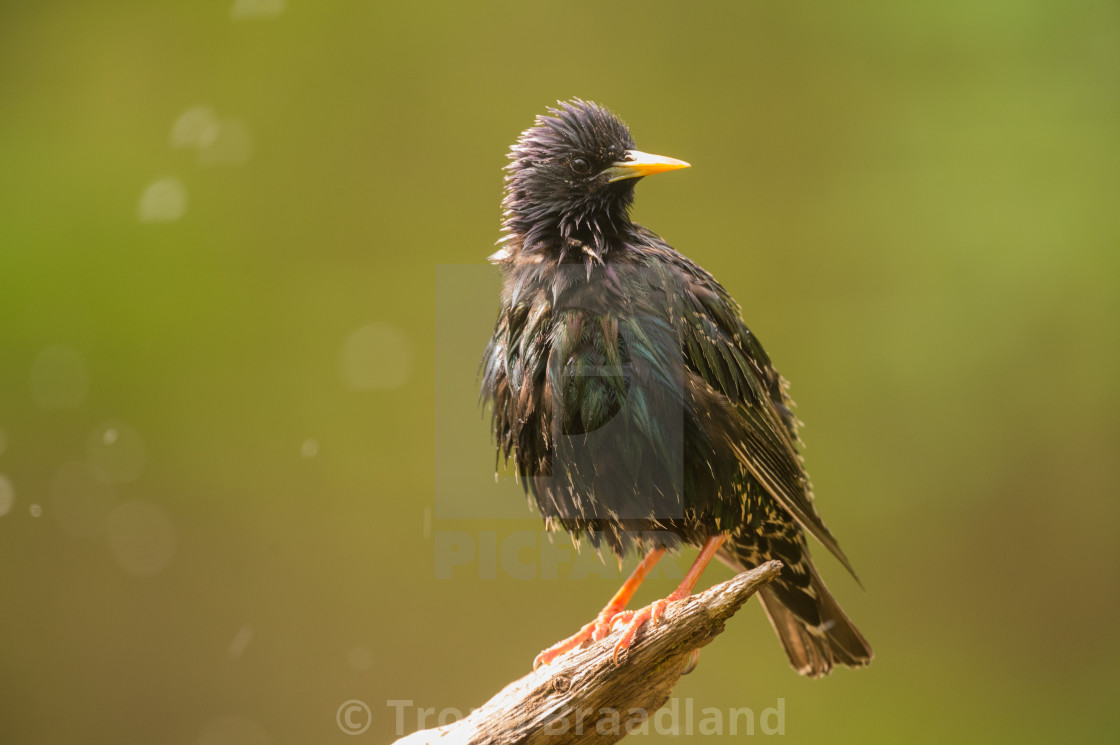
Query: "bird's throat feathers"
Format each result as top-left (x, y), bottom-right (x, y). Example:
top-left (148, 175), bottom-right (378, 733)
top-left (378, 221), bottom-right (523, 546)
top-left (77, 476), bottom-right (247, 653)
top-left (493, 219), bottom-right (637, 268)
top-left (498, 181), bottom-right (637, 264)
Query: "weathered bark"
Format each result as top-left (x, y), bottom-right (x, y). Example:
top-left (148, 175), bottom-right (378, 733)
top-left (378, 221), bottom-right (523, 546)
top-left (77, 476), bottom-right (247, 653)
top-left (394, 560), bottom-right (782, 745)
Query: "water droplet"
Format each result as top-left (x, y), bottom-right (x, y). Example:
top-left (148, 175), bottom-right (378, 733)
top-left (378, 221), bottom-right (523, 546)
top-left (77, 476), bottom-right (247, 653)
top-left (197, 118), bottom-right (254, 167)
top-left (346, 645), bottom-right (374, 672)
top-left (105, 501), bottom-right (177, 577)
top-left (30, 345), bottom-right (89, 409)
top-left (138, 177), bottom-right (188, 223)
top-left (0, 475), bottom-right (13, 517)
top-left (29, 504), bottom-right (42, 518)
top-left (231, 0), bottom-right (286, 20)
top-left (50, 462), bottom-right (117, 537)
top-left (300, 439), bottom-right (319, 459)
top-left (171, 106), bottom-right (221, 149)
top-left (196, 715), bottom-right (271, 745)
top-left (87, 421), bottom-right (146, 484)
top-left (339, 322), bottom-right (412, 391)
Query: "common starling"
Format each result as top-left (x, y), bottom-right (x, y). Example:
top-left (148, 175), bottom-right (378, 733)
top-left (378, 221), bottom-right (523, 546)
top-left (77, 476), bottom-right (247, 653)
top-left (481, 99), bottom-right (872, 677)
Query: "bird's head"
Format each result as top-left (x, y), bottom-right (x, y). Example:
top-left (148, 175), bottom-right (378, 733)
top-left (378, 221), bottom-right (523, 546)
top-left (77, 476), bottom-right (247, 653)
top-left (501, 99), bottom-right (689, 255)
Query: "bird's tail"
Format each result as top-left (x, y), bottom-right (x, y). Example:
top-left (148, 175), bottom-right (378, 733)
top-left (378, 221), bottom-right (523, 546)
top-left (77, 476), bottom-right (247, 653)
top-left (720, 545), bottom-right (873, 677)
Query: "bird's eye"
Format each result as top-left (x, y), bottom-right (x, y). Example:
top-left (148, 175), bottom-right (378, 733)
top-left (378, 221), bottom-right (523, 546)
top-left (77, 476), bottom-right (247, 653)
top-left (571, 157), bottom-right (591, 175)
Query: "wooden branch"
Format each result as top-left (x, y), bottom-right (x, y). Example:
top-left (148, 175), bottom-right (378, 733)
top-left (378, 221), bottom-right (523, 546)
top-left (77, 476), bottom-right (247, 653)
top-left (394, 560), bottom-right (782, 745)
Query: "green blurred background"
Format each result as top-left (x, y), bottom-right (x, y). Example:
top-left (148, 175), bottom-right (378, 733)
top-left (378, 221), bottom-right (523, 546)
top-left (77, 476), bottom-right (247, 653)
top-left (2, 1), bottom-right (1118, 743)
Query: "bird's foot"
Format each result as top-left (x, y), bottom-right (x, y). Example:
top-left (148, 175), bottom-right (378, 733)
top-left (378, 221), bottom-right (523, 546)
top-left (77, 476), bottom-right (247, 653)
top-left (533, 605), bottom-right (626, 669)
top-left (610, 589), bottom-right (690, 664)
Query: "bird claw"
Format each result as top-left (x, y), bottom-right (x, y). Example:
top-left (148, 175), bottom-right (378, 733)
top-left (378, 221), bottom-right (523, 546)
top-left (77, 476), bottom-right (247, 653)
top-left (533, 606), bottom-right (626, 669)
top-left (610, 597), bottom-right (674, 664)
top-left (682, 648), bottom-right (702, 675)
top-left (535, 591), bottom-right (691, 668)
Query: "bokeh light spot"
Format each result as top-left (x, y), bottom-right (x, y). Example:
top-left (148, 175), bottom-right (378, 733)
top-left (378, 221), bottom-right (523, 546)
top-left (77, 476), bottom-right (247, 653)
top-left (105, 501), bottom-right (177, 577)
top-left (228, 625), bottom-right (255, 660)
top-left (50, 462), bottom-right (117, 538)
top-left (197, 118), bottom-right (254, 167)
top-left (29, 504), bottom-right (42, 518)
top-left (0, 475), bottom-right (13, 517)
top-left (231, 0), bottom-right (286, 20)
top-left (339, 322), bottom-right (412, 390)
top-left (300, 438), bottom-right (319, 459)
top-left (87, 421), bottom-right (146, 484)
top-left (171, 106), bottom-right (221, 149)
top-left (138, 177), bottom-right (188, 223)
top-left (30, 345), bottom-right (89, 410)
top-left (346, 645), bottom-right (374, 672)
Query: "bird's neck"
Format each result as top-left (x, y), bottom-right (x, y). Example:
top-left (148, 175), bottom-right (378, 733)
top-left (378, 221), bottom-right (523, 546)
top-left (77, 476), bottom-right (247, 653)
top-left (501, 211), bottom-right (636, 264)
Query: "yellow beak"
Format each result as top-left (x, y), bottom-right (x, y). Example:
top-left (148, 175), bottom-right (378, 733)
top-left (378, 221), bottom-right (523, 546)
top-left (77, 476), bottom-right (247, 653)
top-left (603, 149), bottom-right (691, 182)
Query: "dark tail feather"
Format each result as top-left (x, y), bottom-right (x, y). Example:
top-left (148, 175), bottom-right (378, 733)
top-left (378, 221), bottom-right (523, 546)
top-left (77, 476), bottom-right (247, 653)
top-left (718, 548), bottom-right (873, 677)
top-left (758, 567), bottom-right (873, 678)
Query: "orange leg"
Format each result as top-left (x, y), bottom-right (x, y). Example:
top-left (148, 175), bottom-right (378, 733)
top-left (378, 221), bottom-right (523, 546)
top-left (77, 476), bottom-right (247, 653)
top-left (611, 534), bottom-right (727, 663)
top-left (533, 546), bottom-right (666, 668)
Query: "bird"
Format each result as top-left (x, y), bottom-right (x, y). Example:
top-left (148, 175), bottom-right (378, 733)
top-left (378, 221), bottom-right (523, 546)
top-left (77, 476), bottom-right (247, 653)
top-left (480, 99), bottom-right (872, 677)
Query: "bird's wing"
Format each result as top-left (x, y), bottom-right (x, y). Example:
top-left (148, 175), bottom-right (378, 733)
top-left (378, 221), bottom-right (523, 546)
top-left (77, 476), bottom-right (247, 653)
top-left (640, 238), bottom-right (859, 580)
